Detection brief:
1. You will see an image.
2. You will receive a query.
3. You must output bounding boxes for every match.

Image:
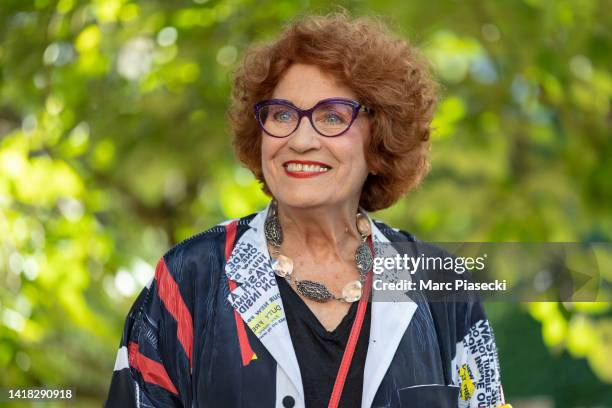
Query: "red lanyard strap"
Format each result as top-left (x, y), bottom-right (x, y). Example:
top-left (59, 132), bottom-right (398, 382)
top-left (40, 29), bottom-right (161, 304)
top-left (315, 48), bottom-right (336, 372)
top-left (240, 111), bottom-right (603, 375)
top-left (327, 236), bottom-right (374, 408)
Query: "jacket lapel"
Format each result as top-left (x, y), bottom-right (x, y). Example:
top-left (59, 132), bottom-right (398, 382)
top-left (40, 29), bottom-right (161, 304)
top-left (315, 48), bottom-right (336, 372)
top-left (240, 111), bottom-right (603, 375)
top-left (224, 203), bottom-right (304, 402)
top-left (361, 219), bottom-right (419, 408)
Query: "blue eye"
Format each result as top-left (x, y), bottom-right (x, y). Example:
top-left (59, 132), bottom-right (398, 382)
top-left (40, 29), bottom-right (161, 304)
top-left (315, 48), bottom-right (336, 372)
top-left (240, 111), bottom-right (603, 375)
top-left (323, 113), bottom-right (344, 124)
top-left (274, 111), bottom-right (293, 122)
top-left (315, 106), bottom-right (351, 127)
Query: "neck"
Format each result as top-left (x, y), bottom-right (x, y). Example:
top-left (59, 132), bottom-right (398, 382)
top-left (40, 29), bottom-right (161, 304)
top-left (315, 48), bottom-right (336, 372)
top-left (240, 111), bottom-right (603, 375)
top-left (274, 200), bottom-right (363, 260)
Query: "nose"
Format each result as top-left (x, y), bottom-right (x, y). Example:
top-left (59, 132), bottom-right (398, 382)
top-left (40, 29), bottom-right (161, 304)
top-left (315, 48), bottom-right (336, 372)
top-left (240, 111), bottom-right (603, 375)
top-left (287, 115), bottom-right (321, 153)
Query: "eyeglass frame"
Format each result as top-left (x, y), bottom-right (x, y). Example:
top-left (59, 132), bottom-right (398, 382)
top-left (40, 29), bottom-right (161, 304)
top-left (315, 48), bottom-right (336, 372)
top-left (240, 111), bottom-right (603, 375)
top-left (253, 97), bottom-right (374, 138)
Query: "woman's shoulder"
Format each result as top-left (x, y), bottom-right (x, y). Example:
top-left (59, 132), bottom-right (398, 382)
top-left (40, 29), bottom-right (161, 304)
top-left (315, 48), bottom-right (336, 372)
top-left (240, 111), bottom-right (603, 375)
top-left (371, 218), bottom-right (418, 243)
top-left (154, 212), bottom-right (260, 291)
top-left (163, 212), bottom-right (259, 261)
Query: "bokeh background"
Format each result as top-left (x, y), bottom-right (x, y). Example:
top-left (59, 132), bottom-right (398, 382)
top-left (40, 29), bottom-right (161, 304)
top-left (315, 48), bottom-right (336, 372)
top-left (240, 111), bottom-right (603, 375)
top-left (1, 0), bottom-right (611, 406)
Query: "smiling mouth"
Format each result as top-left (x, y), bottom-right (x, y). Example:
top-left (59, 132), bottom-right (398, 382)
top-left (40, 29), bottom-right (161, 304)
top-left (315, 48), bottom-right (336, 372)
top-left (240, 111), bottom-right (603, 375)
top-left (284, 163), bottom-right (330, 172)
top-left (282, 161), bottom-right (332, 178)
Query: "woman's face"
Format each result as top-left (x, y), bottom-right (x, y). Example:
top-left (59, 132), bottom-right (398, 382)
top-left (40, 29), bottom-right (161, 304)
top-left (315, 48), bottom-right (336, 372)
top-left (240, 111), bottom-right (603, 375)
top-left (261, 63), bottom-right (371, 210)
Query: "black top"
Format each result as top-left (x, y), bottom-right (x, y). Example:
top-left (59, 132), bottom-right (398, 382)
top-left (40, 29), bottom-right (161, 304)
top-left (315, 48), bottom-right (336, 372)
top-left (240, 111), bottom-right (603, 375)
top-left (276, 275), bottom-right (372, 408)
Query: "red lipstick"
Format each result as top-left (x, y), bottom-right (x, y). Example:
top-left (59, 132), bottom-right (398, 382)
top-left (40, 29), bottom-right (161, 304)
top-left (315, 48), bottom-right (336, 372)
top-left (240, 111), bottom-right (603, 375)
top-left (282, 160), bottom-right (331, 179)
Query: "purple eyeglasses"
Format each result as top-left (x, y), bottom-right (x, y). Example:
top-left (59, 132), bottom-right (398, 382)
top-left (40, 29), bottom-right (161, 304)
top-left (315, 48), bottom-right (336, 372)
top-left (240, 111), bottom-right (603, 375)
top-left (253, 97), bottom-right (373, 138)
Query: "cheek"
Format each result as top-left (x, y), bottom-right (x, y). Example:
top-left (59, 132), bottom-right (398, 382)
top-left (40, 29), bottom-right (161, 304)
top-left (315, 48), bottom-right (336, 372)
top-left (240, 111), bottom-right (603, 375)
top-left (337, 139), bottom-right (368, 172)
top-left (261, 138), bottom-right (282, 175)
top-left (343, 123), bottom-right (369, 169)
top-left (261, 137), bottom-right (275, 163)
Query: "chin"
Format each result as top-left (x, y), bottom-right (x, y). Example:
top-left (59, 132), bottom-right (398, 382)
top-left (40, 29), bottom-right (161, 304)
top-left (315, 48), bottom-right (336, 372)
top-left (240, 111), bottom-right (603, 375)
top-left (273, 189), bottom-right (333, 209)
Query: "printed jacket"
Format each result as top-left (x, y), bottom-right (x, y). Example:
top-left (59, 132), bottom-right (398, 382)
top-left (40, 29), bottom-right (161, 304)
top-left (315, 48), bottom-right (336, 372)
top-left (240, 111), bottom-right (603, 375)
top-left (105, 202), bottom-right (507, 408)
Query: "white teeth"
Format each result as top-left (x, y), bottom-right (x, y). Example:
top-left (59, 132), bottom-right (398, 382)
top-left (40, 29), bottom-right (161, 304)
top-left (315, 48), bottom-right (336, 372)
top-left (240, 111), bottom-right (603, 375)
top-left (286, 163), bottom-right (330, 172)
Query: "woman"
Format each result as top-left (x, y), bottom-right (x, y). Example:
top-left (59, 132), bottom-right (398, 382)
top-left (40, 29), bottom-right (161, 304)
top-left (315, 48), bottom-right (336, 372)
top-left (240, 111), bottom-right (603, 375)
top-left (105, 11), bottom-right (509, 408)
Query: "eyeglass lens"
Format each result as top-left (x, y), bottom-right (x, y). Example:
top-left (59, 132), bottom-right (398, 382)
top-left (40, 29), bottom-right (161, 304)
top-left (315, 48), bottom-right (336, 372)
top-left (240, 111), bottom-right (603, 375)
top-left (257, 101), bottom-right (355, 137)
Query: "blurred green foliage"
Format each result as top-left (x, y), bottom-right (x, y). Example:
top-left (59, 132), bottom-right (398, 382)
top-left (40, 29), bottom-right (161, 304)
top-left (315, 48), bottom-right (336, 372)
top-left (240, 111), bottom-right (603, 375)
top-left (0, 0), bottom-right (610, 406)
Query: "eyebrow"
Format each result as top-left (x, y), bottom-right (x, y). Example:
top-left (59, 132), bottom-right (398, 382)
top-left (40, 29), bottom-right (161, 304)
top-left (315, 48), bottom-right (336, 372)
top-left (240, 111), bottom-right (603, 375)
top-left (270, 98), bottom-right (297, 107)
top-left (267, 97), bottom-right (355, 110)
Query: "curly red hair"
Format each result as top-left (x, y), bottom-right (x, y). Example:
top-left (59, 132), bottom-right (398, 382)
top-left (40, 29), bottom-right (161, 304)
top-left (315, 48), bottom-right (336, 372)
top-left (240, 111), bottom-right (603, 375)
top-left (228, 11), bottom-right (438, 212)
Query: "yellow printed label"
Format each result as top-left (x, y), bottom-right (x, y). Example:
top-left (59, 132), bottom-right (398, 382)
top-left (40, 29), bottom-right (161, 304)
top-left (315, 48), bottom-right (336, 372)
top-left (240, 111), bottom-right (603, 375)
top-left (247, 302), bottom-right (283, 336)
top-left (458, 364), bottom-right (475, 401)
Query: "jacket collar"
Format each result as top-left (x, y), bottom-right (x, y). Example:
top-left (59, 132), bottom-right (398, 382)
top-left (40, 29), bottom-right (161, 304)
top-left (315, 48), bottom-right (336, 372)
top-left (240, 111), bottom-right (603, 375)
top-left (224, 202), bottom-right (418, 407)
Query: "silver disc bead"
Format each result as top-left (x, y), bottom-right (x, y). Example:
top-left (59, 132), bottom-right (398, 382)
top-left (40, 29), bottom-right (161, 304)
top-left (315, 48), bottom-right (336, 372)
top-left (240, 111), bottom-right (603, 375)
top-left (356, 213), bottom-right (371, 237)
top-left (271, 255), bottom-right (293, 277)
top-left (342, 280), bottom-right (362, 302)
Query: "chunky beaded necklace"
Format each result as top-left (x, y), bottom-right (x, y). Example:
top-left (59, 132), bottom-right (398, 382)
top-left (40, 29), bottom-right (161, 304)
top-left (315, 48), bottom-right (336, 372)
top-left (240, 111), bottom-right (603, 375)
top-left (264, 200), bottom-right (374, 303)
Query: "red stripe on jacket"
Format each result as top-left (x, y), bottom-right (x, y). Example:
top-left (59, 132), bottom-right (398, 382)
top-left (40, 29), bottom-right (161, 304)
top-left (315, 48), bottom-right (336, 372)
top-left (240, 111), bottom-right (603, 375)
top-left (154, 258), bottom-right (193, 371)
top-left (224, 220), bottom-right (256, 366)
top-left (128, 342), bottom-right (178, 395)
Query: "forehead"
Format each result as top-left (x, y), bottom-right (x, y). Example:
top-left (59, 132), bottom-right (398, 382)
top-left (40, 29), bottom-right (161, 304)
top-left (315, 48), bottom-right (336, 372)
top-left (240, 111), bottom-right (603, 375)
top-left (271, 63), bottom-right (357, 108)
